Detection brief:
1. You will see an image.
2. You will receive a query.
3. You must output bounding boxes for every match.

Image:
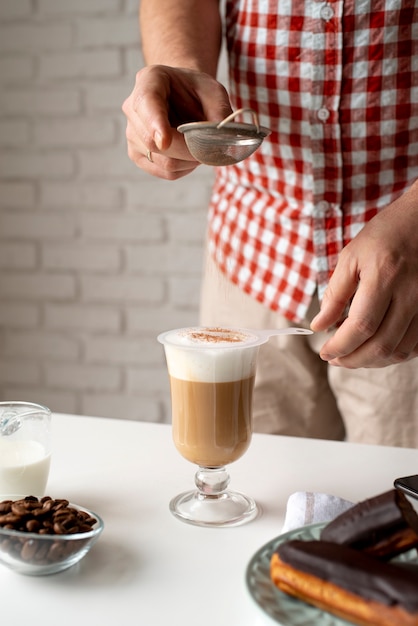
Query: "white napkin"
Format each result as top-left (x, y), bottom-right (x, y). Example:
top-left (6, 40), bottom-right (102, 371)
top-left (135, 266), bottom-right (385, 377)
top-left (281, 491), bottom-right (354, 534)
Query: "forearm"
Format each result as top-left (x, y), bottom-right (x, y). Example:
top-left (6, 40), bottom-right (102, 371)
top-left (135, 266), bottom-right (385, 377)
top-left (139, 0), bottom-right (222, 76)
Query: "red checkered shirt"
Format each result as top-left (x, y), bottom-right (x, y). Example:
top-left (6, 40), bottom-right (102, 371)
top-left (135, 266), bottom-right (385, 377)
top-left (207, 0), bottom-right (418, 322)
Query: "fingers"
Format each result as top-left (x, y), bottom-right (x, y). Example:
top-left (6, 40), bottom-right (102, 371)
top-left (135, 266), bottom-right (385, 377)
top-left (322, 318), bottom-right (418, 368)
top-left (123, 67), bottom-right (196, 179)
top-left (123, 70), bottom-right (200, 179)
top-left (311, 216), bottom-right (418, 368)
top-left (393, 316), bottom-right (418, 359)
top-left (319, 274), bottom-right (392, 357)
top-left (317, 276), bottom-right (418, 368)
top-left (125, 124), bottom-right (199, 180)
top-left (126, 142), bottom-right (199, 180)
top-left (122, 66), bottom-right (176, 152)
top-left (311, 247), bottom-right (359, 333)
top-left (321, 304), bottom-right (418, 369)
top-left (122, 65), bottom-right (233, 179)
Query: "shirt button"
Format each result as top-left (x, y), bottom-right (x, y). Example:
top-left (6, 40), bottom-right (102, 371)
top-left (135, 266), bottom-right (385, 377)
top-left (316, 200), bottom-right (330, 214)
top-left (317, 108), bottom-right (330, 122)
top-left (320, 4), bottom-right (334, 20)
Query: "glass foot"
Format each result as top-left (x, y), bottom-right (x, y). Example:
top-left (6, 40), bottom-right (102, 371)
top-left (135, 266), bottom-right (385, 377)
top-left (169, 466), bottom-right (259, 527)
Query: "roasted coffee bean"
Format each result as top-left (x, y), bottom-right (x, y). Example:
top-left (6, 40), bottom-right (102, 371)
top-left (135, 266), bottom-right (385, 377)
top-left (25, 519), bottom-right (41, 533)
top-left (53, 508), bottom-right (74, 520)
top-left (77, 524), bottom-right (91, 533)
top-left (36, 542), bottom-right (50, 561)
top-left (0, 513), bottom-right (20, 525)
top-left (21, 540), bottom-right (38, 561)
top-left (11, 502), bottom-right (32, 516)
top-left (0, 496), bottom-right (97, 535)
top-left (54, 499), bottom-right (69, 509)
top-left (40, 499), bottom-right (54, 512)
top-left (0, 496), bottom-right (98, 566)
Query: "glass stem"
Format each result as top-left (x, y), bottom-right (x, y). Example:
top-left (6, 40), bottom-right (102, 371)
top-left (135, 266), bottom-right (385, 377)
top-left (195, 466), bottom-right (230, 497)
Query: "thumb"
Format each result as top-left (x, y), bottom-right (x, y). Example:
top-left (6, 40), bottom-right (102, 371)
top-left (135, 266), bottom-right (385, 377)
top-left (311, 265), bottom-right (358, 332)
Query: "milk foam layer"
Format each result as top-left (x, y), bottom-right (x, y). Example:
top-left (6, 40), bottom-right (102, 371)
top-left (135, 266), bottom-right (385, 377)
top-left (163, 327), bottom-right (260, 348)
top-left (159, 327), bottom-right (261, 382)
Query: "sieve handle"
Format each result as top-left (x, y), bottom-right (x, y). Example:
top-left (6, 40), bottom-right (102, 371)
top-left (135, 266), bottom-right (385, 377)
top-left (216, 108), bottom-right (260, 132)
top-left (258, 328), bottom-right (313, 338)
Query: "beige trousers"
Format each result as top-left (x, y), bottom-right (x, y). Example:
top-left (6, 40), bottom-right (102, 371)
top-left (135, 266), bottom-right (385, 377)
top-left (200, 256), bottom-right (418, 448)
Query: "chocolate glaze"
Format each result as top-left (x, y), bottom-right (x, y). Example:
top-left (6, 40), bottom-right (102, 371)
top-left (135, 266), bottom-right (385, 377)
top-left (321, 489), bottom-right (418, 552)
top-left (277, 540), bottom-right (418, 613)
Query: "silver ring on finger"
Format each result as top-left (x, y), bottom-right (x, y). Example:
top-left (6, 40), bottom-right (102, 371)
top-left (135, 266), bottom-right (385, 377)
top-left (146, 149), bottom-right (153, 163)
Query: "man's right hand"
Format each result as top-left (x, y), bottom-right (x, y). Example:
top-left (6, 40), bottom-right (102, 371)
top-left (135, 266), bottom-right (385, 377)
top-left (122, 64), bottom-right (232, 180)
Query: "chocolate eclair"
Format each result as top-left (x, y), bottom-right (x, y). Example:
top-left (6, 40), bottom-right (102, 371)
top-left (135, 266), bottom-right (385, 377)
top-left (321, 489), bottom-right (418, 559)
top-left (271, 539), bottom-right (418, 626)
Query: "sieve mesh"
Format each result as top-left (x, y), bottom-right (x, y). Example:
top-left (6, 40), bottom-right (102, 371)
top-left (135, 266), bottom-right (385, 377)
top-left (178, 108), bottom-right (271, 166)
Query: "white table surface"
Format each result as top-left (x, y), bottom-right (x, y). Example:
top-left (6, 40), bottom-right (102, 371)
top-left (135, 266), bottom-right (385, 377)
top-left (1, 413), bottom-right (417, 626)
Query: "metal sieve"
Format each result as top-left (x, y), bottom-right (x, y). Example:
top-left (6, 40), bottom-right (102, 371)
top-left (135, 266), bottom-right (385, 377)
top-left (177, 108), bottom-right (271, 166)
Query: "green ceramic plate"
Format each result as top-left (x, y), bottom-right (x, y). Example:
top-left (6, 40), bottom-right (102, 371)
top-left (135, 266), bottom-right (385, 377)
top-left (246, 522), bottom-right (418, 626)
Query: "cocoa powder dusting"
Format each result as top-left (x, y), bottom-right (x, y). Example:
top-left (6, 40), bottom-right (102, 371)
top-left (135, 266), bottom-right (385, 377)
top-left (188, 327), bottom-right (247, 344)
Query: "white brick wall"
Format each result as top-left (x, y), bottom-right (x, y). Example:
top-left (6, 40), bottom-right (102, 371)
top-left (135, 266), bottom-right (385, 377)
top-left (0, 0), bottom-right (216, 422)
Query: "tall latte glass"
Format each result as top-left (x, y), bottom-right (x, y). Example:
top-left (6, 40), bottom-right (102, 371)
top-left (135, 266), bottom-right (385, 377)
top-left (158, 326), bottom-right (267, 527)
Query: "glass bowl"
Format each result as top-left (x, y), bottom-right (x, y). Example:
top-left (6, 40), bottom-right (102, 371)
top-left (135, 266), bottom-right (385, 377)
top-left (0, 496), bottom-right (104, 575)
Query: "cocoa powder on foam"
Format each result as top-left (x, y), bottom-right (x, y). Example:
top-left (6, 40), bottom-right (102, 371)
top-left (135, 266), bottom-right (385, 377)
top-left (186, 327), bottom-right (249, 344)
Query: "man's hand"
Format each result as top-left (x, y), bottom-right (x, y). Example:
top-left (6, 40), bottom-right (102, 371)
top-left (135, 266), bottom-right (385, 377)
top-left (311, 184), bottom-right (418, 368)
top-left (122, 64), bottom-right (232, 180)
